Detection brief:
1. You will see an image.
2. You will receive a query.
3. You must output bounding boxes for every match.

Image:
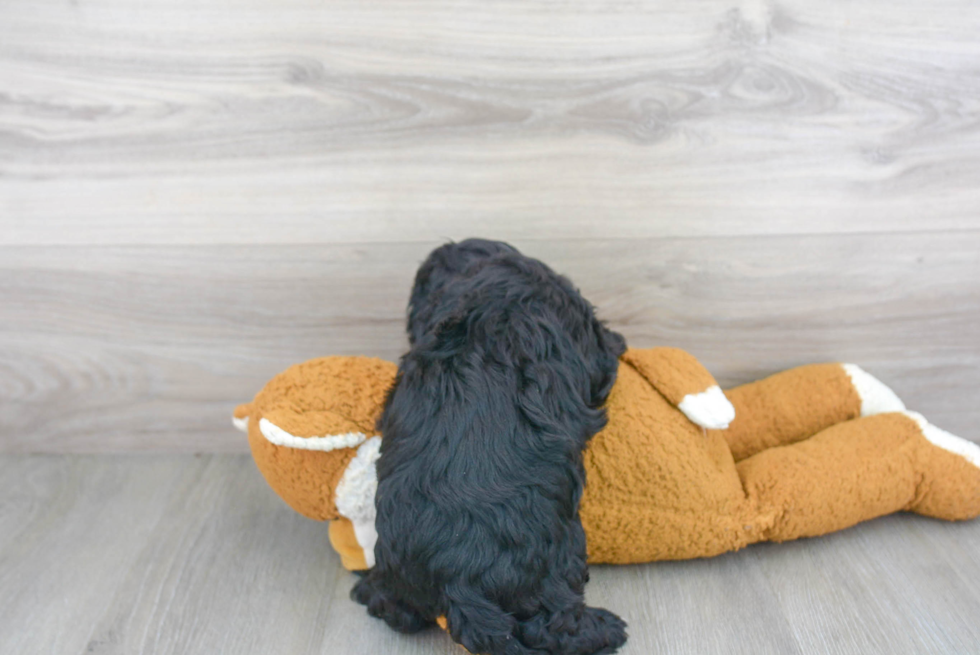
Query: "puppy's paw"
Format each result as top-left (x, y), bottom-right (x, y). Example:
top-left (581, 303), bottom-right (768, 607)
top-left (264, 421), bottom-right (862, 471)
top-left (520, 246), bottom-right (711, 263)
top-left (523, 606), bottom-right (628, 655)
top-left (576, 607), bottom-right (628, 655)
top-left (351, 576), bottom-right (432, 634)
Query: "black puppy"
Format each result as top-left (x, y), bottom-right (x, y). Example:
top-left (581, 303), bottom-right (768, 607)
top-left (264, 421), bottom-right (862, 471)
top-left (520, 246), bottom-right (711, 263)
top-left (353, 239), bottom-right (628, 655)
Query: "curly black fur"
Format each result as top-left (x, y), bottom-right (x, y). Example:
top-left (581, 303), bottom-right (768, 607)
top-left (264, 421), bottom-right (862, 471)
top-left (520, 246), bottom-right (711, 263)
top-left (352, 239), bottom-right (628, 655)
top-left (406, 238), bottom-right (520, 347)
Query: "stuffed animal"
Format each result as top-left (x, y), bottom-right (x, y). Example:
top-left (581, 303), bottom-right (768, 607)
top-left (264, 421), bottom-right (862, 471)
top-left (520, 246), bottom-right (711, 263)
top-left (233, 349), bottom-right (980, 571)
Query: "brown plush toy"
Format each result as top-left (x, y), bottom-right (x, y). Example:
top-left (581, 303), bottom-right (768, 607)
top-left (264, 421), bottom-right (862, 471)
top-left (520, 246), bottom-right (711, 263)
top-left (234, 349), bottom-right (980, 572)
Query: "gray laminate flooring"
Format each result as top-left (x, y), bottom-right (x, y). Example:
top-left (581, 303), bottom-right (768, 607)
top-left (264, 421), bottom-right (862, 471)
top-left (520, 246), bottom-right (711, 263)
top-left (1, 454), bottom-right (978, 655)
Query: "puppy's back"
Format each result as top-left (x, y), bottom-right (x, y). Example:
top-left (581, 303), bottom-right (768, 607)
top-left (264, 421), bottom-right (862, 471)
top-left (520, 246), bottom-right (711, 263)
top-left (374, 254), bottom-right (620, 626)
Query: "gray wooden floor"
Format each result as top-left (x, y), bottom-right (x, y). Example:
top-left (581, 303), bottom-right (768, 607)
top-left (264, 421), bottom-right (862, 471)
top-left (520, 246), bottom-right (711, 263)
top-left (1, 454), bottom-right (978, 655)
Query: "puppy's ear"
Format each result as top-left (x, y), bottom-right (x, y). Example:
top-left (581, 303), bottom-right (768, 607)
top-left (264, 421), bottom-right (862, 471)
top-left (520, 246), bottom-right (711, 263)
top-left (406, 242), bottom-right (477, 346)
top-left (407, 251), bottom-right (445, 346)
top-left (407, 239), bottom-right (521, 345)
top-left (585, 320), bottom-right (626, 408)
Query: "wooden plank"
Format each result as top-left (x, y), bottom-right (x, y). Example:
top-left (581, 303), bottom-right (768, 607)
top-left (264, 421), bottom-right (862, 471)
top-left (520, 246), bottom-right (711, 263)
top-left (588, 556), bottom-right (803, 654)
top-left (2, 233), bottom-right (977, 452)
top-left (590, 514), bottom-right (980, 654)
top-left (82, 455), bottom-right (434, 655)
top-left (2, 1), bottom-right (980, 243)
top-left (0, 454), bottom-right (457, 655)
top-left (0, 456), bottom-right (211, 654)
top-left (750, 516), bottom-right (980, 653)
top-left (1, 455), bottom-right (978, 654)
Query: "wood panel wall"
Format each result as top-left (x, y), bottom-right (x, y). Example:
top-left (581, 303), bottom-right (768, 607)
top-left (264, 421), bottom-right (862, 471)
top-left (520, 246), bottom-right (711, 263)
top-left (2, 0), bottom-right (978, 452)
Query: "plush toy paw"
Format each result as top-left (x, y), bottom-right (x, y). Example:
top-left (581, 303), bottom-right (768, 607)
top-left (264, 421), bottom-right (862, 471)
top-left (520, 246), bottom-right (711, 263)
top-left (842, 364), bottom-right (906, 416)
top-left (678, 385), bottom-right (736, 429)
top-left (904, 411), bottom-right (980, 469)
top-left (901, 411), bottom-right (980, 522)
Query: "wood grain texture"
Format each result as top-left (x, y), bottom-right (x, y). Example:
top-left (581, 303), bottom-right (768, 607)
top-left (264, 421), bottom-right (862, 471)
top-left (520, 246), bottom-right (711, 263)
top-left (2, 233), bottom-right (978, 452)
top-left (0, 454), bottom-right (977, 654)
top-left (2, 0), bottom-right (980, 244)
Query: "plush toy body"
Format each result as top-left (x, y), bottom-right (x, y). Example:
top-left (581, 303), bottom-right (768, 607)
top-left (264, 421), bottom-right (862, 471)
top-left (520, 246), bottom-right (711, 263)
top-left (234, 349), bottom-right (980, 571)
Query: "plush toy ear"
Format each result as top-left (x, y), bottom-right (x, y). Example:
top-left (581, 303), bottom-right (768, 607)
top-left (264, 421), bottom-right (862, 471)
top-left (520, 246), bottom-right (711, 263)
top-left (232, 403), bottom-right (252, 432)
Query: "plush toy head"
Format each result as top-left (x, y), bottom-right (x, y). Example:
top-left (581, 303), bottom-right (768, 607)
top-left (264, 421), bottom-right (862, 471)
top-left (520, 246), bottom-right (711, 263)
top-left (235, 356), bottom-right (395, 525)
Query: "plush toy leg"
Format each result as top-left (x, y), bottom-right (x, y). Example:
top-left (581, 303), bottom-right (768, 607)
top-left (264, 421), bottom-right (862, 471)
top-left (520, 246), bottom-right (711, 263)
top-left (901, 412), bottom-right (980, 521)
top-left (719, 363), bottom-right (905, 462)
top-left (736, 412), bottom-right (980, 543)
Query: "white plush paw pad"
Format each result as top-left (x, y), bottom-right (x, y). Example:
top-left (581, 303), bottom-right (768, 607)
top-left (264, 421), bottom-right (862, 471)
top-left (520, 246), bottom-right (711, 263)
top-left (232, 416), bottom-right (249, 432)
top-left (905, 411), bottom-right (980, 469)
top-left (842, 364), bottom-right (906, 416)
top-left (679, 385), bottom-right (736, 430)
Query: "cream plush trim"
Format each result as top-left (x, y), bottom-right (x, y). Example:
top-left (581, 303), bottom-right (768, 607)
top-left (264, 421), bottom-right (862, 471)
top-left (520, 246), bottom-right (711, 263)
top-left (335, 436), bottom-right (382, 568)
top-left (905, 411), bottom-right (980, 470)
top-left (678, 385), bottom-right (736, 430)
top-left (258, 418), bottom-right (367, 452)
top-left (232, 416), bottom-right (249, 433)
top-left (842, 364), bottom-right (906, 416)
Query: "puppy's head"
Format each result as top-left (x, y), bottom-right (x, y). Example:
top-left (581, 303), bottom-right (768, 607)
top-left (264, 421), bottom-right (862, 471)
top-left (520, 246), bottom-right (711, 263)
top-left (502, 254), bottom-right (626, 409)
top-left (410, 243), bottom-right (626, 408)
top-left (407, 238), bottom-right (519, 345)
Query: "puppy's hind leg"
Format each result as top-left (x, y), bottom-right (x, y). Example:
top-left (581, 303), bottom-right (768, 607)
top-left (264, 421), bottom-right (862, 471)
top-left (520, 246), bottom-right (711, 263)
top-left (555, 605), bottom-right (628, 655)
top-left (443, 578), bottom-right (627, 655)
top-left (444, 583), bottom-right (547, 655)
top-left (351, 570), bottom-right (435, 634)
top-left (514, 523), bottom-right (626, 655)
top-left (516, 581), bottom-right (628, 655)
